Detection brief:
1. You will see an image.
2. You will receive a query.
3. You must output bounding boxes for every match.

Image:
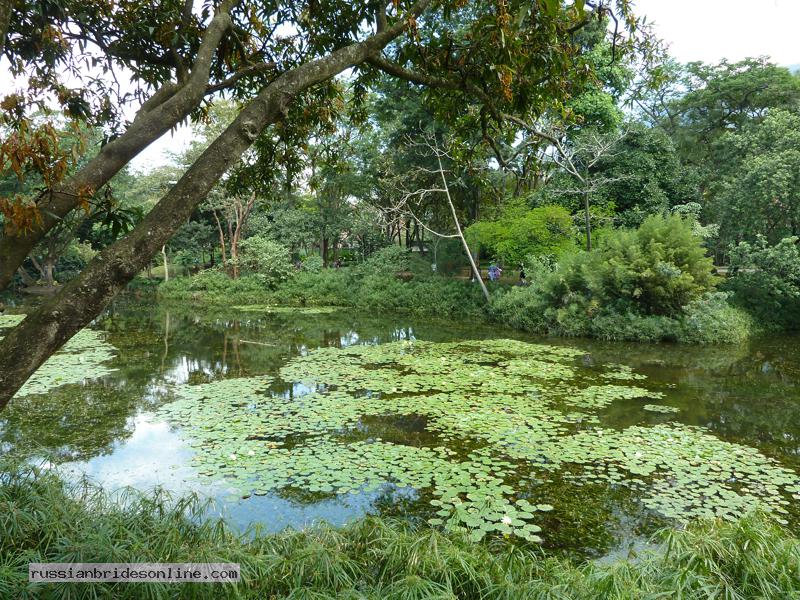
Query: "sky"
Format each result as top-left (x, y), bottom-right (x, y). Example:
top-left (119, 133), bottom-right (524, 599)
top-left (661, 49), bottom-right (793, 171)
top-left (634, 0), bottom-right (800, 66)
top-left (97, 1), bottom-right (800, 170)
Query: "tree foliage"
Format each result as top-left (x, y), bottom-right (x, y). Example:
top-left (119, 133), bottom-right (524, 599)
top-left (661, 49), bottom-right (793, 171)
top-left (711, 110), bottom-right (800, 246)
top-left (466, 204), bottom-right (575, 265)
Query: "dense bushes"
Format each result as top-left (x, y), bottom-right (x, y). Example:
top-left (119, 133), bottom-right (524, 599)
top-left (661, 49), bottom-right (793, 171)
top-left (270, 268), bottom-right (355, 306)
top-left (466, 204), bottom-right (576, 266)
top-left (159, 270), bottom-right (274, 305)
top-left (546, 213), bottom-right (717, 317)
top-left (236, 236), bottom-right (294, 287)
top-left (3, 463), bottom-right (799, 599)
top-left (724, 235), bottom-right (800, 330)
top-left (158, 216), bottom-right (789, 343)
top-left (159, 248), bottom-right (486, 319)
top-left (489, 214), bottom-right (752, 343)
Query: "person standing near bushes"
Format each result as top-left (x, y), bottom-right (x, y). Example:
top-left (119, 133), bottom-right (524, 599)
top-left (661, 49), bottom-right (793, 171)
top-left (488, 264), bottom-right (502, 282)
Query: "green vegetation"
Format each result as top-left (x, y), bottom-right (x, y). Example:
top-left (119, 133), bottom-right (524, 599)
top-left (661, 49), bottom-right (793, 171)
top-left (724, 235), bottom-right (800, 331)
top-left (159, 246), bottom-right (488, 320)
top-left (157, 338), bottom-right (799, 537)
top-left (0, 314), bottom-right (117, 399)
top-left (465, 204), bottom-right (576, 266)
top-left (3, 464), bottom-right (800, 599)
top-left (235, 236), bottom-right (295, 288)
top-left (159, 211), bottom-right (799, 345)
top-left (490, 214), bottom-right (756, 343)
top-left (2, 5), bottom-right (800, 598)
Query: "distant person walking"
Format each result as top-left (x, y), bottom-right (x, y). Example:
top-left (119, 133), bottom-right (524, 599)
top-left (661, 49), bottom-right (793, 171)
top-left (519, 264), bottom-right (527, 286)
top-left (488, 264), bottom-right (502, 282)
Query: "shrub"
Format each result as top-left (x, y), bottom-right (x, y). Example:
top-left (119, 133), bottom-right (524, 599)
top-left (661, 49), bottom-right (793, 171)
top-left (432, 238), bottom-right (470, 275)
top-left (159, 270), bottom-right (274, 304)
top-left (677, 292), bottom-right (756, 344)
top-left (301, 255), bottom-right (324, 273)
top-left (490, 215), bottom-right (733, 343)
top-left (488, 285), bottom-right (551, 333)
top-left (543, 214), bottom-right (718, 318)
top-left (587, 310), bottom-right (681, 343)
top-left (236, 236), bottom-right (294, 288)
top-left (466, 204), bottom-right (576, 266)
top-left (272, 269), bottom-right (353, 306)
top-left (590, 214), bottom-right (717, 316)
top-left (355, 274), bottom-right (485, 318)
top-left (361, 245), bottom-right (412, 273)
top-left (724, 236), bottom-right (800, 330)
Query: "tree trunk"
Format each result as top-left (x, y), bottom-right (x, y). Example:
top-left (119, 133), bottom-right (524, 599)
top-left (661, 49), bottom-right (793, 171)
top-left (17, 266), bottom-right (36, 287)
top-left (0, 0), bottom-right (240, 292)
top-left (161, 246), bottom-right (169, 282)
top-left (43, 260), bottom-right (56, 288)
top-left (436, 153), bottom-right (489, 302)
top-left (0, 4), bottom-right (429, 407)
top-left (583, 187), bottom-right (592, 252)
top-left (212, 209), bottom-right (228, 267)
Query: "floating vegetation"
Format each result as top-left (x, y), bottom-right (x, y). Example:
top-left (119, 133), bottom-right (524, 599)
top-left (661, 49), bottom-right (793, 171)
top-left (1, 315), bottom-right (118, 398)
top-left (231, 305), bottom-right (339, 315)
top-left (544, 425), bottom-right (799, 524)
top-left (0, 314), bottom-right (26, 329)
top-left (643, 404), bottom-right (681, 414)
top-left (601, 363), bottom-right (648, 381)
top-left (565, 384), bottom-right (662, 409)
top-left (158, 337), bottom-right (800, 542)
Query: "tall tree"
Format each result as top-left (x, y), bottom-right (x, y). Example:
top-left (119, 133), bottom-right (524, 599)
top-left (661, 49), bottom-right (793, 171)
top-left (711, 110), bottom-right (800, 247)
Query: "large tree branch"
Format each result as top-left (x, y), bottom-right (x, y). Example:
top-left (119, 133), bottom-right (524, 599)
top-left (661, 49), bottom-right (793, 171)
top-left (0, 0), bottom-right (433, 407)
top-left (0, 0), bottom-right (241, 292)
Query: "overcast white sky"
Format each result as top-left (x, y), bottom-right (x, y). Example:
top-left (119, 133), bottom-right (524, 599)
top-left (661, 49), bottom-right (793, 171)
top-left (126, 0), bottom-right (800, 170)
top-left (635, 0), bottom-right (800, 65)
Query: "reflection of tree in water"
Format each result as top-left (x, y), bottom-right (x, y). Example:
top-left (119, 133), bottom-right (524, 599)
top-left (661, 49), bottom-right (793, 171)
top-left (520, 474), bottom-right (667, 560)
top-left (580, 335), bottom-right (800, 465)
top-left (0, 383), bottom-right (152, 462)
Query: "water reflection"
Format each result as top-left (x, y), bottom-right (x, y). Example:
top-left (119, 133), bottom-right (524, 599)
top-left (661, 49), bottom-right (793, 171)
top-left (2, 296), bottom-right (799, 555)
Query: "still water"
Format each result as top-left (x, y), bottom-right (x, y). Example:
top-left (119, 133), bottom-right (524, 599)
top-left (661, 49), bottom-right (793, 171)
top-left (2, 297), bottom-right (798, 558)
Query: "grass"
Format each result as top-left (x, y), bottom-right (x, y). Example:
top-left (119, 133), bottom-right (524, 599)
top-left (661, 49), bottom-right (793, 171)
top-left (2, 463), bottom-right (799, 598)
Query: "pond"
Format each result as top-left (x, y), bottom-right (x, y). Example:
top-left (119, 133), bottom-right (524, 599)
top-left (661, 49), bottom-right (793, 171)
top-left (2, 297), bottom-right (799, 559)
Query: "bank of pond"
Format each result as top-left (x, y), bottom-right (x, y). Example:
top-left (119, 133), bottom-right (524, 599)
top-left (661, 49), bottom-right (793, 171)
top-left (154, 217), bottom-right (800, 346)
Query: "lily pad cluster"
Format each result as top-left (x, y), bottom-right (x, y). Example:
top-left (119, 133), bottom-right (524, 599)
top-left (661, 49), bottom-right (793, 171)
top-left (157, 337), bottom-right (800, 541)
top-left (550, 425), bottom-right (798, 524)
top-left (643, 404), bottom-right (681, 414)
top-left (1, 315), bottom-right (118, 398)
top-left (0, 314), bottom-right (26, 329)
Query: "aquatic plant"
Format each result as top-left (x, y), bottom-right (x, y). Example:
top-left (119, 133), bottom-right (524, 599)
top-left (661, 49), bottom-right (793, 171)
top-left (1, 315), bottom-right (117, 399)
top-left (643, 404), bottom-right (680, 413)
top-left (157, 337), bottom-right (800, 542)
